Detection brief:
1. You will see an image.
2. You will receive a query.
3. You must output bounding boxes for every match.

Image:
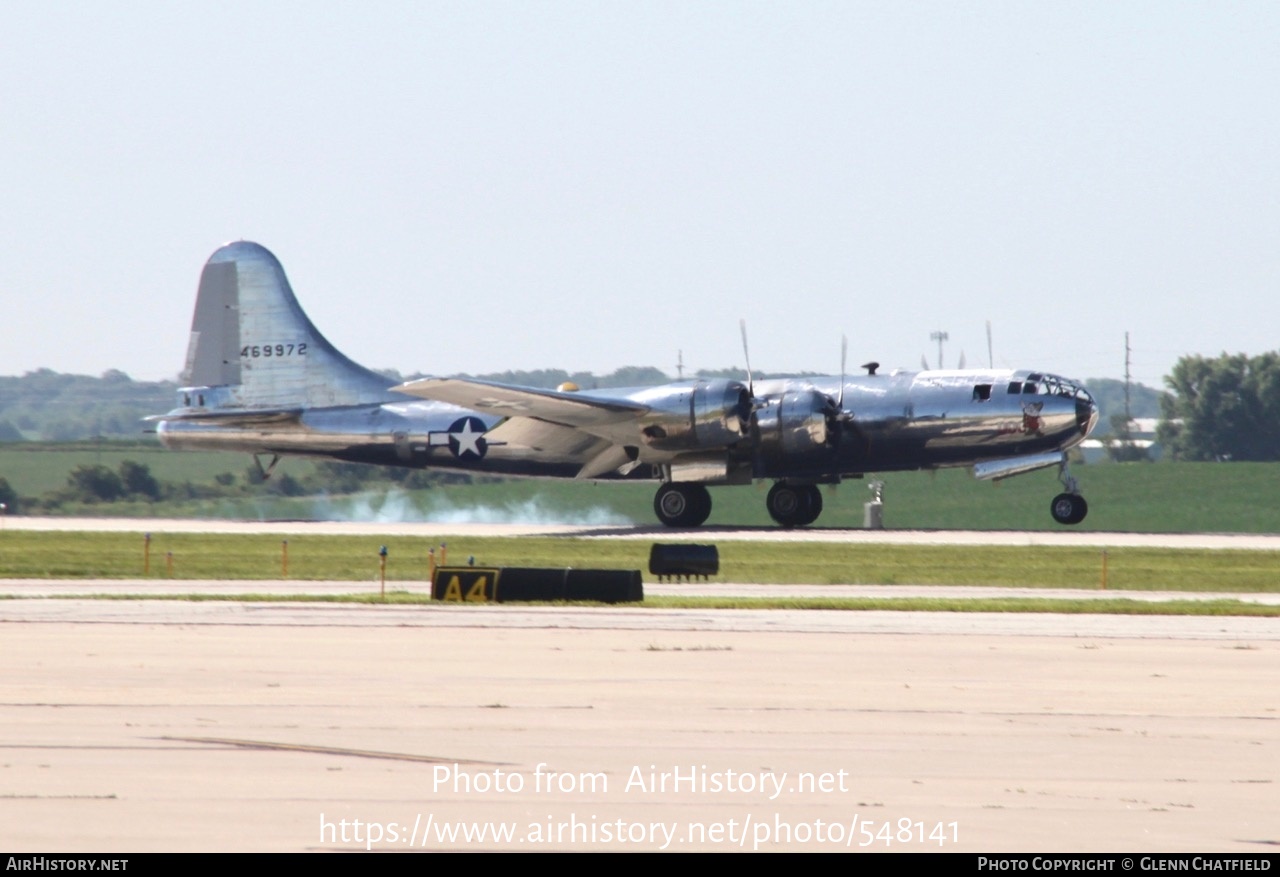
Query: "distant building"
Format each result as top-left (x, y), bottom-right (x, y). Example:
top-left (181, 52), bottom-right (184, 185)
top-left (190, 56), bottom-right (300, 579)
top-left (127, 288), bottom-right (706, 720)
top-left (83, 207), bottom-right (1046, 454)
top-left (1080, 418), bottom-right (1164, 463)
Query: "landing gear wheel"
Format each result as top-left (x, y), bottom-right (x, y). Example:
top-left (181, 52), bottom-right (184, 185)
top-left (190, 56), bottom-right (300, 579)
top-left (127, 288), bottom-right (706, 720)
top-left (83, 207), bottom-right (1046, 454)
top-left (654, 483), bottom-right (712, 527)
top-left (796, 484), bottom-right (823, 526)
top-left (1050, 492), bottom-right (1088, 525)
top-left (767, 482), bottom-right (822, 527)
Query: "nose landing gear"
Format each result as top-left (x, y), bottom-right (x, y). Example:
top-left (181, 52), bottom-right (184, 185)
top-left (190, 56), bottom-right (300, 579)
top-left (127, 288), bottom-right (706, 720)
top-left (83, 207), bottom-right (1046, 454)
top-left (1050, 459), bottom-right (1088, 525)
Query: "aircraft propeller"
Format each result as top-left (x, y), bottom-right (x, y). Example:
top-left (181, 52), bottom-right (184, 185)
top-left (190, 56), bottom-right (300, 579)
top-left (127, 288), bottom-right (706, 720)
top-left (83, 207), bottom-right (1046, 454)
top-left (821, 334), bottom-right (855, 449)
top-left (735, 318), bottom-right (764, 433)
top-left (736, 321), bottom-right (856, 453)
top-left (839, 334), bottom-right (847, 412)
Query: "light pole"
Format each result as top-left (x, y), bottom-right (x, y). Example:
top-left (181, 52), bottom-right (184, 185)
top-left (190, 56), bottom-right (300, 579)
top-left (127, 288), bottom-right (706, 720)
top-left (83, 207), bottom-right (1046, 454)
top-left (930, 330), bottom-right (949, 369)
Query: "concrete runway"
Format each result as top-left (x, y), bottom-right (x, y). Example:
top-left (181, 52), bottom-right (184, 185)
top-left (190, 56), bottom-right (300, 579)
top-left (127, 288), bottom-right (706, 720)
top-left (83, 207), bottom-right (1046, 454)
top-left (1, 518), bottom-right (1277, 853)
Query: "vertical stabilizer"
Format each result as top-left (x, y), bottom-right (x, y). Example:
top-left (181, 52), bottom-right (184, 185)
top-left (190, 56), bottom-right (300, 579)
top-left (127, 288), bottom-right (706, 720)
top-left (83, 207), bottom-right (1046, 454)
top-left (179, 241), bottom-right (395, 411)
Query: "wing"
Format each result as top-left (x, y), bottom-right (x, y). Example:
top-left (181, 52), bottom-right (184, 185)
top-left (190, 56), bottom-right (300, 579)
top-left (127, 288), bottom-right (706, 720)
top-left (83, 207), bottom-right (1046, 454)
top-left (396, 378), bottom-right (654, 477)
top-left (395, 376), bottom-right (754, 476)
top-left (395, 378), bottom-right (646, 428)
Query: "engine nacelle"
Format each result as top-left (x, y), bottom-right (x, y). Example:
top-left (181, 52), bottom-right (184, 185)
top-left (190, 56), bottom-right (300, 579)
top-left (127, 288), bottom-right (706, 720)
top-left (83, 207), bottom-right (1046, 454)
top-left (754, 388), bottom-right (833, 468)
top-left (635, 380), bottom-right (752, 452)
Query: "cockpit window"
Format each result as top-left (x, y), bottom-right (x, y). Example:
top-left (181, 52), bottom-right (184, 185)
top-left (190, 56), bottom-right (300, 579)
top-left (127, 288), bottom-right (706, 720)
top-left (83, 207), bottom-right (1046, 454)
top-left (1018, 373), bottom-right (1095, 403)
top-left (1007, 382), bottom-right (1021, 394)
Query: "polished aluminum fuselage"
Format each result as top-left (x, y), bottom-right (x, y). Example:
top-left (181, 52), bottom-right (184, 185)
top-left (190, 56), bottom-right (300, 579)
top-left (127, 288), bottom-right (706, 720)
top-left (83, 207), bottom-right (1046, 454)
top-left (158, 367), bottom-right (1096, 484)
top-left (751, 368), bottom-right (1096, 478)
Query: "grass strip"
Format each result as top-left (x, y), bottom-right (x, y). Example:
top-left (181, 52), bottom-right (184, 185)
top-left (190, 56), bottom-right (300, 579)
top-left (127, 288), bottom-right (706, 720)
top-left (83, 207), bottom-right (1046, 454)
top-left (3, 531), bottom-right (1279, 592)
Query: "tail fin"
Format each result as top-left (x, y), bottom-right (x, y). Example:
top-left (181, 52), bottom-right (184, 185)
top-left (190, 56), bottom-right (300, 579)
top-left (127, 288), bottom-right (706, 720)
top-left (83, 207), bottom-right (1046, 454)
top-left (178, 241), bottom-right (394, 412)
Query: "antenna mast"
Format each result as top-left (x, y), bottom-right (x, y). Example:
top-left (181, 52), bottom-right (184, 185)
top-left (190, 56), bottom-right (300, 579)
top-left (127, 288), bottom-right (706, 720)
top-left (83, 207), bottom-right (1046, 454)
top-left (1124, 331), bottom-right (1132, 422)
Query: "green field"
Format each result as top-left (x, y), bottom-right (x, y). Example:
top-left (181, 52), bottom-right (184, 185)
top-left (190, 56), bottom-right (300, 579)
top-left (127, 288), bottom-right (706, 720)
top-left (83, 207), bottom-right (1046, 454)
top-left (4, 442), bottom-right (1280, 532)
top-left (0, 442), bottom-right (321, 495)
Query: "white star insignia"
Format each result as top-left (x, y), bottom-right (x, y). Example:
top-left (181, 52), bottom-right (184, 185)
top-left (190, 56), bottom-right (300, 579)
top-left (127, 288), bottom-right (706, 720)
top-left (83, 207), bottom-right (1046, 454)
top-left (452, 420), bottom-right (485, 457)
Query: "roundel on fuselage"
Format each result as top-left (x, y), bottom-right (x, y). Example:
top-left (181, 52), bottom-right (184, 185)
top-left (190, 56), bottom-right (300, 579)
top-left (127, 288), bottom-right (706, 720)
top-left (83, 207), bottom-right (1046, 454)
top-left (446, 416), bottom-right (489, 459)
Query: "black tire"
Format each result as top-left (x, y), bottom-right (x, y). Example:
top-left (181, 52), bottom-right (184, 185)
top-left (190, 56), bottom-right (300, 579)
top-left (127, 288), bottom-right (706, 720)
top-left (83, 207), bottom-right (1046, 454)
top-left (767, 482), bottom-right (818, 527)
top-left (796, 484), bottom-right (823, 526)
top-left (689, 484), bottom-right (712, 525)
top-left (1050, 492), bottom-right (1087, 525)
top-left (654, 483), bottom-right (711, 527)
top-left (1069, 495), bottom-right (1088, 524)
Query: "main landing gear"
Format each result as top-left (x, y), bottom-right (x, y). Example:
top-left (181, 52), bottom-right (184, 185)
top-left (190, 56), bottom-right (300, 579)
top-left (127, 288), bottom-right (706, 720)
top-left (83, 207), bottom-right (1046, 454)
top-left (1050, 458), bottom-right (1088, 525)
top-left (652, 481), bottom-right (826, 528)
top-left (766, 482), bottom-right (823, 527)
top-left (653, 483), bottom-right (712, 528)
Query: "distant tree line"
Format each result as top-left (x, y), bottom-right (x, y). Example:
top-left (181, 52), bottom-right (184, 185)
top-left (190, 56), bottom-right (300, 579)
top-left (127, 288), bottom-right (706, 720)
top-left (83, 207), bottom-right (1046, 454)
top-left (0, 369), bottom-right (176, 442)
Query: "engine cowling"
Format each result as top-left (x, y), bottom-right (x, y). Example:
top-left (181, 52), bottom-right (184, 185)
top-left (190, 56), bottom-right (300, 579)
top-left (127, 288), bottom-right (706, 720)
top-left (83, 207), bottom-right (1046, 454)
top-left (636, 380), bottom-right (753, 452)
top-left (753, 388), bottom-right (834, 468)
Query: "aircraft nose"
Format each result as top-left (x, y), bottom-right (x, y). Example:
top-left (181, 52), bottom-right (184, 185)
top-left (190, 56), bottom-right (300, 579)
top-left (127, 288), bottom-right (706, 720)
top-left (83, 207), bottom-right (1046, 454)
top-left (1076, 390), bottom-right (1099, 437)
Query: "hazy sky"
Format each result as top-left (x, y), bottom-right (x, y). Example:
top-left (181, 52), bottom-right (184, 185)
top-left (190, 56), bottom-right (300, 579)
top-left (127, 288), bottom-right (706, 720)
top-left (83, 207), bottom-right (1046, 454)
top-left (3, 2), bottom-right (1277, 389)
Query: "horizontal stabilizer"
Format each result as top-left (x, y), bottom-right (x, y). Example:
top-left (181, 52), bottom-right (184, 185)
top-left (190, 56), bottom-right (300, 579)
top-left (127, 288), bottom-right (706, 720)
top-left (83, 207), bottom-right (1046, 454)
top-left (145, 408), bottom-right (303, 426)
